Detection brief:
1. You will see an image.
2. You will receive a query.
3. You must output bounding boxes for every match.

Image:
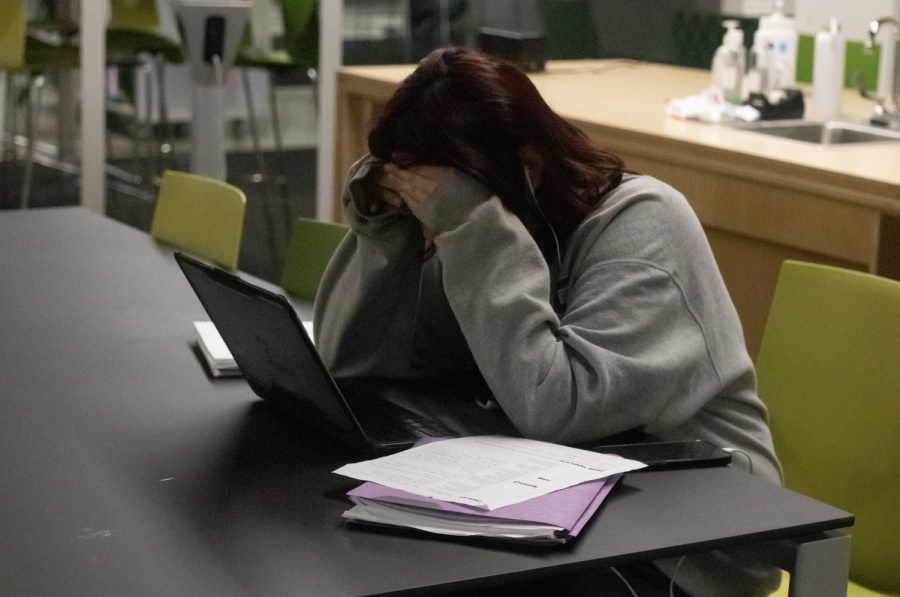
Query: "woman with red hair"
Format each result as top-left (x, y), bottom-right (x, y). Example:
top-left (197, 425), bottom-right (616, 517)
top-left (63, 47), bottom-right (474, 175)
top-left (315, 47), bottom-right (782, 597)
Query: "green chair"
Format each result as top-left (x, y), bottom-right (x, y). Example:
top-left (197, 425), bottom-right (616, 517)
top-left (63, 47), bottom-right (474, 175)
top-left (238, 0), bottom-right (318, 73)
top-left (235, 0), bottom-right (319, 255)
top-left (1, 0), bottom-right (80, 208)
top-left (107, 0), bottom-right (182, 65)
top-left (150, 170), bottom-right (247, 271)
top-left (106, 0), bottom-right (183, 183)
top-left (756, 260), bottom-right (900, 597)
top-left (0, 1), bottom-right (28, 162)
top-left (0, 2), bottom-right (27, 70)
top-left (279, 217), bottom-right (348, 301)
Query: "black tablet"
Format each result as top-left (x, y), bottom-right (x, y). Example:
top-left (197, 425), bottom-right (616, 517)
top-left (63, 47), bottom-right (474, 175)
top-left (588, 439), bottom-right (733, 471)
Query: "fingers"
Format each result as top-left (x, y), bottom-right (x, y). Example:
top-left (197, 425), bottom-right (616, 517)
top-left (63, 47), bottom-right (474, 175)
top-left (367, 168), bottom-right (404, 213)
top-left (422, 224), bottom-right (439, 246)
top-left (381, 187), bottom-right (404, 209)
top-left (384, 164), bottom-right (446, 190)
top-left (382, 163), bottom-right (449, 211)
top-left (386, 163), bottom-right (447, 183)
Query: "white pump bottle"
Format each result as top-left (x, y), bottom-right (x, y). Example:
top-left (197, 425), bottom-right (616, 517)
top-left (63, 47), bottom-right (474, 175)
top-left (712, 20), bottom-right (746, 104)
top-left (754, 0), bottom-right (798, 92)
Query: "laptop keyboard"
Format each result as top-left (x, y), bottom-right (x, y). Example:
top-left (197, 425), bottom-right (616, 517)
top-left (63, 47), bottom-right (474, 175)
top-left (350, 399), bottom-right (456, 444)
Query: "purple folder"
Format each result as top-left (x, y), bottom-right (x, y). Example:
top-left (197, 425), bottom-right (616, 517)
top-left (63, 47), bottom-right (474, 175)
top-left (345, 437), bottom-right (621, 538)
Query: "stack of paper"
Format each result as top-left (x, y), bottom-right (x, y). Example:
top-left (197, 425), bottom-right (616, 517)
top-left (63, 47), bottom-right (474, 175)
top-left (334, 436), bottom-right (646, 544)
top-left (345, 474), bottom-right (620, 543)
top-left (193, 321), bottom-right (241, 377)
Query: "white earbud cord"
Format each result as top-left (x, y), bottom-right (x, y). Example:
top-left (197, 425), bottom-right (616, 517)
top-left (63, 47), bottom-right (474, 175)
top-left (670, 555), bottom-right (686, 597)
top-left (610, 567), bottom-right (641, 597)
top-left (523, 164), bottom-right (562, 273)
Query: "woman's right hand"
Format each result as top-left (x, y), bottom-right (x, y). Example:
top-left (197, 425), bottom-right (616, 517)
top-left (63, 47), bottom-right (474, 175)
top-left (366, 162), bottom-right (446, 249)
top-left (363, 165), bottom-right (405, 214)
top-left (381, 163), bottom-right (449, 214)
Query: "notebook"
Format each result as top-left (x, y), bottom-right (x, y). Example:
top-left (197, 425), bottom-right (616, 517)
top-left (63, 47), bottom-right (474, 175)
top-left (174, 252), bottom-right (457, 454)
top-left (193, 321), bottom-right (241, 377)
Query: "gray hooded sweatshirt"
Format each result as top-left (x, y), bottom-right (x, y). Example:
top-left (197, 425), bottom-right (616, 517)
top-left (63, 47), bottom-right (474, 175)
top-left (315, 157), bottom-right (784, 597)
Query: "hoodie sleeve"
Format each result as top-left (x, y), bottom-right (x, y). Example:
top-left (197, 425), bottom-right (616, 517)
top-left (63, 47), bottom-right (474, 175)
top-left (417, 171), bottom-right (754, 447)
top-left (314, 158), bottom-right (489, 379)
top-left (314, 156), bottom-right (427, 378)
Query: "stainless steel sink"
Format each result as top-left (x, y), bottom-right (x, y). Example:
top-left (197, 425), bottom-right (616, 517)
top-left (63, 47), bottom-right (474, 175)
top-left (727, 120), bottom-right (900, 145)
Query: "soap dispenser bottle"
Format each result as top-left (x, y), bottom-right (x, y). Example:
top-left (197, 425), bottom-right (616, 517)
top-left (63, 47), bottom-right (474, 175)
top-left (755, 0), bottom-right (798, 91)
top-left (746, 35), bottom-right (769, 97)
top-left (813, 17), bottom-right (845, 119)
top-left (712, 20), bottom-right (746, 104)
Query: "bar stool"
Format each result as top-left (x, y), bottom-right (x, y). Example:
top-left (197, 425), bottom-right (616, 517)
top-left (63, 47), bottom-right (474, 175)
top-left (0, 0), bottom-right (79, 209)
top-left (235, 0), bottom-right (319, 261)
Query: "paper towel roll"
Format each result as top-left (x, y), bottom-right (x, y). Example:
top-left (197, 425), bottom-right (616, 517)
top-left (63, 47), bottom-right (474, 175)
top-left (813, 18), bottom-right (846, 119)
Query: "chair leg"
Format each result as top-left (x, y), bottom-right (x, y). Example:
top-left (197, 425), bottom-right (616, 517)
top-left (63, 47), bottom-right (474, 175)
top-left (0, 72), bottom-right (7, 161)
top-left (265, 71), bottom-right (293, 244)
top-left (308, 67), bottom-right (319, 113)
top-left (0, 72), bottom-right (9, 203)
top-left (241, 68), bottom-right (282, 264)
top-left (10, 74), bottom-right (26, 156)
top-left (56, 70), bottom-right (79, 163)
top-left (154, 55), bottom-right (174, 178)
top-left (131, 64), bottom-right (145, 180)
top-left (21, 74), bottom-right (46, 209)
top-left (139, 60), bottom-right (156, 186)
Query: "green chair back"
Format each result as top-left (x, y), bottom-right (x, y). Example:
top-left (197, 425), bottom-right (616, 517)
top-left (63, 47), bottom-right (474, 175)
top-left (108, 0), bottom-right (161, 35)
top-left (150, 170), bottom-right (247, 271)
top-left (756, 260), bottom-right (900, 594)
top-left (279, 217), bottom-right (348, 301)
top-left (106, 0), bottom-right (181, 64)
top-left (282, 0), bottom-right (318, 70)
top-left (0, 0), bottom-right (27, 70)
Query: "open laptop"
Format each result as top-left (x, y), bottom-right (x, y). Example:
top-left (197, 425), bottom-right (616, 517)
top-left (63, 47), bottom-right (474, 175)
top-left (175, 252), bottom-right (459, 454)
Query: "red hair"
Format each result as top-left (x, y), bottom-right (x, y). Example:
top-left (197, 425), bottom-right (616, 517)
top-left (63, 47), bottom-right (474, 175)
top-left (368, 46), bottom-right (625, 240)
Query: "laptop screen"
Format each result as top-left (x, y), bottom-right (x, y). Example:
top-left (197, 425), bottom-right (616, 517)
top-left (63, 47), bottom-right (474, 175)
top-left (175, 253), bottom-right (363, 440)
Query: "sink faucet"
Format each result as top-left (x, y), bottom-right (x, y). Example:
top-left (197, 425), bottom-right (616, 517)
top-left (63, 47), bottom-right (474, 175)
top-left (861, 18), bottom-right (900, 126)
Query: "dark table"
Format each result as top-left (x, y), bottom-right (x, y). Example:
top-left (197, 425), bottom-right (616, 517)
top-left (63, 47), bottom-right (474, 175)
top-left (0, 207), bottom-right (853, 597)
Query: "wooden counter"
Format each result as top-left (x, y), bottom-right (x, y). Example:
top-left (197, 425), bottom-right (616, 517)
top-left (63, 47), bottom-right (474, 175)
top-left (334, 60), bottom-right (900, 358)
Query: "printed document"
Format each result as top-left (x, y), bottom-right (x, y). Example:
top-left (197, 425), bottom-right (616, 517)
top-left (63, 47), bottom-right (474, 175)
top-left (333, 435), bottom-right (645, 510)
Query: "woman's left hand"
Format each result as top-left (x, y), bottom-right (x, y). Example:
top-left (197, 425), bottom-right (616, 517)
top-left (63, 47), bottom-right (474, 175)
top-left (381, 163), bottom-right (450, 213)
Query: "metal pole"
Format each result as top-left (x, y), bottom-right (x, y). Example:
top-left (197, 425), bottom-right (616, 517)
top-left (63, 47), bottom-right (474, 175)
top-left (80, 0), bottom-right (107, 213)
top-left (315, 0), bottom-right (342, 222)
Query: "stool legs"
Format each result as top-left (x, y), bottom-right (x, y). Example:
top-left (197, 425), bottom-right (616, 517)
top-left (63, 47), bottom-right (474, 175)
top-left (21, 74), bottom-right (45, 209)
top-left (241, 68), bottom-right (282, 263)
